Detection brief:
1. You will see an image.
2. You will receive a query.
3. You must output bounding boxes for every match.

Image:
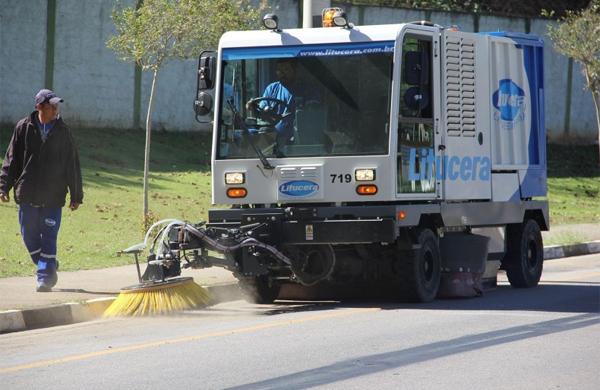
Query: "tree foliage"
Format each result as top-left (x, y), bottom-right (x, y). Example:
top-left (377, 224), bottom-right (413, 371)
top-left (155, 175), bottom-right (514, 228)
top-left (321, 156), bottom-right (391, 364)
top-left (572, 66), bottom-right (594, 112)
top-left (547, 1), bottom-right (600, 159)
top-left (106, 0), bottom-right (262, 221)
top-left (546, 1), bottom-right (600, 99)
top-left (107, 0), bottom-right (262, 72)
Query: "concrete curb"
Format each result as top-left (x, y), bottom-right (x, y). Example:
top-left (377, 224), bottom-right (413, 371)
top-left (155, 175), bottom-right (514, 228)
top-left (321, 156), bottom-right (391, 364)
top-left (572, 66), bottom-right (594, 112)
top-left (544, 240), bottom-right (600, 260)
top-left (0, 283), bottom-right (242, 334)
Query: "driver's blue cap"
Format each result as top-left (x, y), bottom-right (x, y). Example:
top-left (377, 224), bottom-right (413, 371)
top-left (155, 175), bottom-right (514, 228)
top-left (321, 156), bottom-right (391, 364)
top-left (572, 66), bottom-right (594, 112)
top-left (35, 89), bottom-right (64, 105)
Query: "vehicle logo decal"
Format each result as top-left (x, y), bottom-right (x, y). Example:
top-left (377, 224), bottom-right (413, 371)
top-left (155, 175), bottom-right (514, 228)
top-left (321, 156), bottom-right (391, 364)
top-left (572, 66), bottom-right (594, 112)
top-left (492, 78), bottom-right (526, 130)
top-left (279, 180), bottom-right (319, 197)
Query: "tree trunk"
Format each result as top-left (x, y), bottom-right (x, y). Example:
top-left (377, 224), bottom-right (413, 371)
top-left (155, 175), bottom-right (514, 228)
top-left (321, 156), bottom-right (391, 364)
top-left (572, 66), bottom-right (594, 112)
top-left (143, 70), bottom-right (158, 219)
top-left (585, 67), bottom-right (600, 167)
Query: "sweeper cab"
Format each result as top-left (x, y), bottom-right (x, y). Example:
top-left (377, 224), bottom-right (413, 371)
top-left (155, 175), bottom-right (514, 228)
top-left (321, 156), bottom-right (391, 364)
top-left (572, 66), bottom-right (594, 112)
top-left (126, 13), bottom-right (549, 304)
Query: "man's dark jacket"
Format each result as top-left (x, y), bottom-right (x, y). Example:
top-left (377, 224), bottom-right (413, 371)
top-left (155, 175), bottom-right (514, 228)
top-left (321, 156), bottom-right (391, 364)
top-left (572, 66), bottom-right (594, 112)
top-left (0, 112), bottom-right (83, 207)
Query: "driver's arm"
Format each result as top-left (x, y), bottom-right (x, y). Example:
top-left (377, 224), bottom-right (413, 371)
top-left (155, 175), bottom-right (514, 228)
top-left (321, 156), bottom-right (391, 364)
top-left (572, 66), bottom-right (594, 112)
top-left (275, 94), bottom-right (295, 139)
top-left (246, 83), bottom-right (275, 112)
top-left (260, 83), bottom-right (276, 108)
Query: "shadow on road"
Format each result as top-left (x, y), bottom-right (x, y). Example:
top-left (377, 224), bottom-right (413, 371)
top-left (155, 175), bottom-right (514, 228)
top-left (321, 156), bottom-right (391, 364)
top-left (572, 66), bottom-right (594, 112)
top-left (178, 282), bottom-right (599, 320)
top-left (226, 312), bottom-right (599, 390)
top-left (412, 284), bottom-right (600, 314)
top-left (270, 283), bottom-right (600, 315)
top-left (177, 300), bottom-right (343, 319)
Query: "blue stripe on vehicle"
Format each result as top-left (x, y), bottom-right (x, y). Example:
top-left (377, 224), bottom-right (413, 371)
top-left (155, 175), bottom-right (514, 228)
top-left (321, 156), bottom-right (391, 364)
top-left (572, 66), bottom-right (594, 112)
top-left (520, 42), bottom-right (547, 197)
top-left (222, 41), bottom-right (395, 60)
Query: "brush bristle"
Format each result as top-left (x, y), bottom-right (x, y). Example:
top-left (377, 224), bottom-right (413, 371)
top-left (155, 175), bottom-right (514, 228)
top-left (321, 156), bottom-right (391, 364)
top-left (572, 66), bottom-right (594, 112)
top-left (104, 279), bottom-right (211, 317)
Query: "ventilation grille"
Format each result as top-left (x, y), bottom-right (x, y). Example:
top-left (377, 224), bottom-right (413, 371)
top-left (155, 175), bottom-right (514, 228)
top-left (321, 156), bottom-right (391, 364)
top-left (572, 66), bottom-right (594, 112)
top-left (445, 36), bottom-right (476, 137)
top-left (278, 166), bottom-right (320, 179)
top-left (300, 167), bottom-right (318, 178)
top-left (279, 167), bottom-right (298, 179)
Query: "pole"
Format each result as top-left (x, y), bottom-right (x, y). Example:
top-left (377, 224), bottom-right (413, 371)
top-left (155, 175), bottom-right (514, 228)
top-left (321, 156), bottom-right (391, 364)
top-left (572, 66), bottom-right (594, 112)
top-left (303, 0), bottom-right (312, 28)
top-left (143, 70), bottom-right (157, 220)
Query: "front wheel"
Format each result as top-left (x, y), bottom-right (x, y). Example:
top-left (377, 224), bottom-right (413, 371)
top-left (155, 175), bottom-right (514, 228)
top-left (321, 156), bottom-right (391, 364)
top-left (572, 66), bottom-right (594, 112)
top-left (396, 228), bottom-right (441, 302)
top-left (502, 219), bottom-right (544, 288)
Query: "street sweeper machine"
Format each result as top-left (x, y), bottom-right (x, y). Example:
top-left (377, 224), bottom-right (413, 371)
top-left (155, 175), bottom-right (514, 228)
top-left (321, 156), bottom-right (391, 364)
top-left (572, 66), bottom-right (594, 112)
top-left (117, 12), bottom-right (549, 308)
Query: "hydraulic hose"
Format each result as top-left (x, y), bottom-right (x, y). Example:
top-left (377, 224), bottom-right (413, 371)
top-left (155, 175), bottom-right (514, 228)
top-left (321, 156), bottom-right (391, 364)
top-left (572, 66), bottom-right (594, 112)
top-left (184, 224), bottom-right (292, 266)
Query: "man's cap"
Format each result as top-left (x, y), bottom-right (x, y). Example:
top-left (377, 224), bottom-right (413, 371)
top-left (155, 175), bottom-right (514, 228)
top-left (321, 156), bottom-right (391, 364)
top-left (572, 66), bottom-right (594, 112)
top-left (35, 89), bottom-right (64, 105)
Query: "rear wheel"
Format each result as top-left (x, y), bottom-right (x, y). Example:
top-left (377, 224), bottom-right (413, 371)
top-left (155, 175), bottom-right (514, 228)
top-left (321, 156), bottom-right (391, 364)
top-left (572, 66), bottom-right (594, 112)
top-left (503, 219), bottom-right (544, 288)
top-left (239, 275), bottom-right (281, 304)
top-left (396, 228), bottom-right (441, 302)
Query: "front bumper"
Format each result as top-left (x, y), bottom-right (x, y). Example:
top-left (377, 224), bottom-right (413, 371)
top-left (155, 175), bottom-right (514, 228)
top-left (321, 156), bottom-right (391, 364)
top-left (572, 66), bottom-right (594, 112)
top-left (208, 206), bottom-right (398, 244)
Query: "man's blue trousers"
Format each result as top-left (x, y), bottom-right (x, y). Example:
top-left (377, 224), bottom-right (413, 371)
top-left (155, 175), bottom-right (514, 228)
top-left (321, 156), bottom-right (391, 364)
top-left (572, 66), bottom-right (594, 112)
top-left (18, 204), bottom-right (62, 284)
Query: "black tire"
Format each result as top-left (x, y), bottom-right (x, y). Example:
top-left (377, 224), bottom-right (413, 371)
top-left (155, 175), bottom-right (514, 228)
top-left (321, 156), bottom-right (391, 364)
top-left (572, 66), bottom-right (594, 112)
top-left (503, 219), bottom-right (544, 288)
top-left (397, 228), bottom-right (441, 302)
top-left (239, 276), bottom-right (281, 304)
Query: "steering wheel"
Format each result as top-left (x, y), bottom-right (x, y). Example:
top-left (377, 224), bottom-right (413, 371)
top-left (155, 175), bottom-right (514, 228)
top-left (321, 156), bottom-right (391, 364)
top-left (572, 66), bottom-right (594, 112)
top-left (246, 97), bottom-right (293, 128)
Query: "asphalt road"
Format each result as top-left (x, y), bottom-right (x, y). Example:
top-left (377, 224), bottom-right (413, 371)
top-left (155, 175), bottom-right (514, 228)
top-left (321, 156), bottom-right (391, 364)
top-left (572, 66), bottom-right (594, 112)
top-left (1, 254), bottom-right (599, 390)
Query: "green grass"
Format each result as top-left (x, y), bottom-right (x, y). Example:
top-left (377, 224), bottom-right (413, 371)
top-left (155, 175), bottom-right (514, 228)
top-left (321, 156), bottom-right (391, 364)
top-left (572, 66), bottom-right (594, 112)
top-left (546, 144), bottom-right (600, 225)
top-left (543, 231), bottom-right (588, 246)
top-left (0, 126), bottom-right (598, 278)
top-left (0, 127), bottom-right (213, 278)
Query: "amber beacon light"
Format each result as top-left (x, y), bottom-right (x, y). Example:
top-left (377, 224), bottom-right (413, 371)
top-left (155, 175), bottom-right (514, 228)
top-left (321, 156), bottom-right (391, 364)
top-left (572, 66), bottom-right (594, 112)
top-left (322, 7), bottom-right (350, 28)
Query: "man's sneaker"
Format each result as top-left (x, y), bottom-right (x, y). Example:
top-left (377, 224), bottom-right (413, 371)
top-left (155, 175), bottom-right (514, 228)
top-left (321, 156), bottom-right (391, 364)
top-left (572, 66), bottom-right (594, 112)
top-left (47, 272), bottom-right (58, 288)
top-left (36, 281), bottom-right (52, 292)
top-left (36, 272), bottom-right (58, 292)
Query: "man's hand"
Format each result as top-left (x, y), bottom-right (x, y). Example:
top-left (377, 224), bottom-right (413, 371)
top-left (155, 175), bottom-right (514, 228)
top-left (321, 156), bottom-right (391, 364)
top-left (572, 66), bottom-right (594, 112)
top-left (0, 192), bottom-right (9, 202)
top-left (69, 202), bottom-right (80, 211)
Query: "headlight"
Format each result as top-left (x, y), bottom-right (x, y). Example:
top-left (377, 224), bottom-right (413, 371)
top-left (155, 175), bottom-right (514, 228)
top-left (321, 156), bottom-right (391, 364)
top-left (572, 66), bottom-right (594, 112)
top-left (225, 172), bottom-right (245, 185)
top-left (355, 169), bottom-right (375, 181)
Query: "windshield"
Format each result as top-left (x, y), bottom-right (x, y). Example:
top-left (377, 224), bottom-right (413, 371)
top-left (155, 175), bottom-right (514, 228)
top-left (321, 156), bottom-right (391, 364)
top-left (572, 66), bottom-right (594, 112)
top-left (217, 42), bottom-right (394, 159)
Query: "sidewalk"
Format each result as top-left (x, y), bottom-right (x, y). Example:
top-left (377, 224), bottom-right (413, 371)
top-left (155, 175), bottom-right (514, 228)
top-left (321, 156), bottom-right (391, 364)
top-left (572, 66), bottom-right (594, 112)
top-left (0, 265), bottom-right (241, 333)
top-left (0, 265), bottom-right (238, 311)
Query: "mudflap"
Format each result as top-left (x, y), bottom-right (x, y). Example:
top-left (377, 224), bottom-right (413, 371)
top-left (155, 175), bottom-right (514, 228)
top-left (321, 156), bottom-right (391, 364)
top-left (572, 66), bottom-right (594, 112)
top-left (437, 232), bottom-right (490, 299)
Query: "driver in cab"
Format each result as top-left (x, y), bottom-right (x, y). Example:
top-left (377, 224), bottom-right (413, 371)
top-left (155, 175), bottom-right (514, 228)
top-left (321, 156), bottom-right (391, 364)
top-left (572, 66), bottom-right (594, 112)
top-left (246, 59), bottom-right (297, 148)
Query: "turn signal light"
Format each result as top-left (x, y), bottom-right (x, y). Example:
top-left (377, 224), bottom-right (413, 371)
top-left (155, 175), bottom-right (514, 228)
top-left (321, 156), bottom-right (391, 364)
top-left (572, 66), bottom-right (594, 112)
top-left (397, 211), bottom-right (407, 220)
top-left (226, 188), bottom-right (247, 198)
top-left (356, 184), bottom-right (378, 195)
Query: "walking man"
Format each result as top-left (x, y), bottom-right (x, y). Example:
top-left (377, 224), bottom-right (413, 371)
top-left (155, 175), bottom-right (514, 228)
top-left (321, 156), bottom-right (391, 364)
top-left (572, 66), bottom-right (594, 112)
top-left (0, 89), bottom-right (83, 292)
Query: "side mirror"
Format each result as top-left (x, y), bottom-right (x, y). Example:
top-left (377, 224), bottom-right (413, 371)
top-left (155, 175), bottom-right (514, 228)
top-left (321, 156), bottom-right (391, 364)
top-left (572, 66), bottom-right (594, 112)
top-left (195, 50), bottom-right (216, 117)
top-left (197, 50), bottom-right (216, 90)
top-left (195, 92), bottom-right (213, 116)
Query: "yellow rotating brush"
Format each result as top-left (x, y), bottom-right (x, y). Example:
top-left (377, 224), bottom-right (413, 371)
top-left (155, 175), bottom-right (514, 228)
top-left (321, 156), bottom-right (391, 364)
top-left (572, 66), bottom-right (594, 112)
top-left (104, 277), bottom-right (211, 317)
